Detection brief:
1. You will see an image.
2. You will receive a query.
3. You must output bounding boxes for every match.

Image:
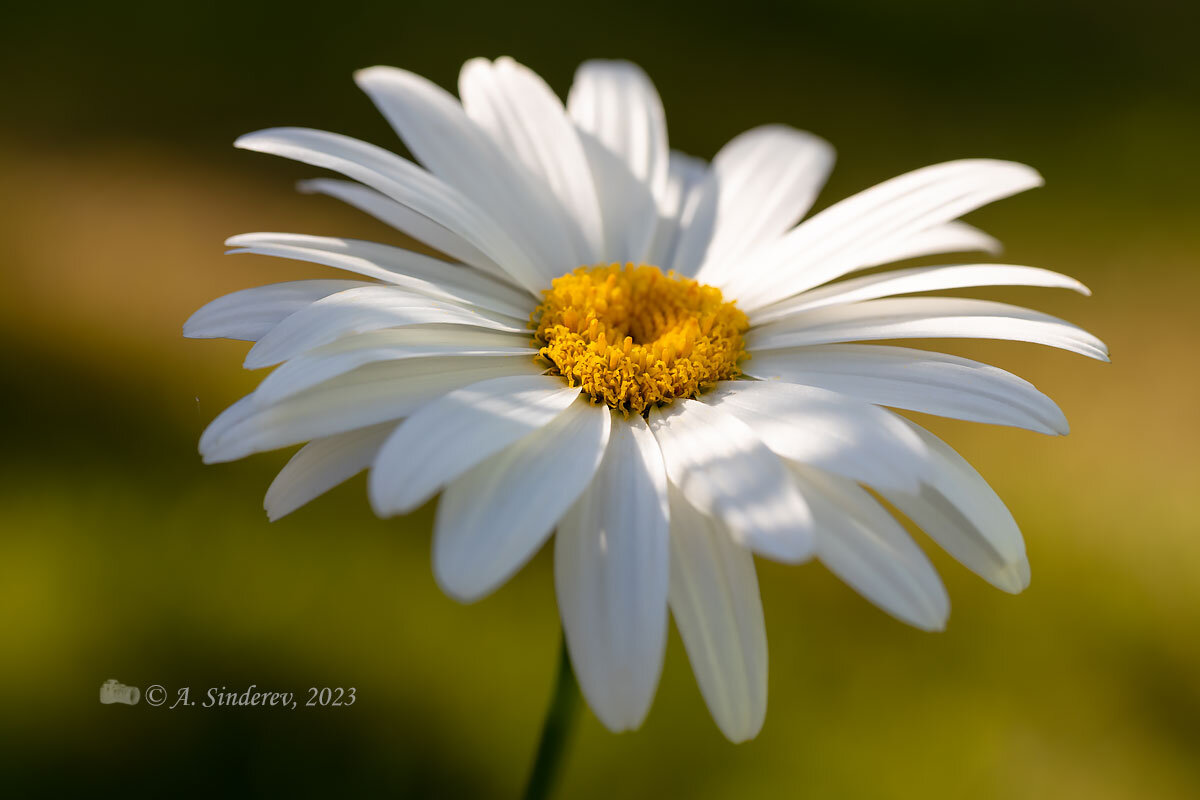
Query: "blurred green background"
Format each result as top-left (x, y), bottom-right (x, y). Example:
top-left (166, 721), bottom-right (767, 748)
top-left (1, 0), bottom-right (1197, 796)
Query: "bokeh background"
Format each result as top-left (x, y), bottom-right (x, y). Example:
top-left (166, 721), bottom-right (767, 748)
top-left (2, 0), bottom-right (1197, 796)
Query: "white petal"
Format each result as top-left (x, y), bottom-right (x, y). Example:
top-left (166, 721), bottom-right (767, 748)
top-left (183, 280), bottom-right (371, 342)
top-left (792, 466), bottom-right (948, 630)
top-left (693, 125), bottom-right (834, 286)
top-left (575, 130), bottom-right (660, 263)
top-left (460, 57), bottom-right (604, 263)
top-left (726, 159), bottom-right (1045, 309)
top-left (746, 297), bottom-right (1110, 361)
top-left (667, 169), bottom-right (719, 277)
top-left (200, 355), bottom-right (539, 464)
top-left (225, 232), bottom-right (534, 320)
top-left (647, 399), bottom-right (813, 562)
top-left (645, 151), bottom-right (709, 272)
top-left (245, 285), bottom-right (526, 369)
top-left (751, 263), bottom-right (1089, 325)
top-left (356, 65), bottom-right (581, 281)
top-left (296, 178), bottom-right (516, 282)
top-left (253, 326), bottom-right (535, 405)
top-left (704, 380), bottom-right (931, 492)
top-left (434, 397), bottom-right (610, 602)
top-left (743, 344), bottom-right (1069, 435)
top-left (264, 422), bottom-right (396, 520)
top-left (368, 375), bottom-right (579, 517)
top-left (850, 220), bottom-right (1001, 269)
top-left (235, 127), bottom-right (546, 294)
top-left (667, 486), bottom-right (767, 743)
top-left (881, 420), bottom-right (1030, 593)
top-left (556, 414), bottom-right (669, 732)
top-left (567, 60), bottom-right (669, 204)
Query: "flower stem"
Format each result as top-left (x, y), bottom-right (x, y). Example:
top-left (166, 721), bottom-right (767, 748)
top-left (521, 635), bottom-right (581, 800)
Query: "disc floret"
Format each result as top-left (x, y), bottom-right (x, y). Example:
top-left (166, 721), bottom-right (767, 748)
top-left (533, 263), bottom-right (749, 414)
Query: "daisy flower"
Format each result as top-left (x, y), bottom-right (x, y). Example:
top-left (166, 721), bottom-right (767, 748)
top-left (187, 57), bottom-right (1106, 742)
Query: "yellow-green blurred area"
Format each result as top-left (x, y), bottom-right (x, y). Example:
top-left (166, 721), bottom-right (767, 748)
top-left (1, 0), bottom-right (1197, 796)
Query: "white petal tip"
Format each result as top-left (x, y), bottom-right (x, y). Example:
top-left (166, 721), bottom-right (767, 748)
top-left (353, 65), bottom-right (400, 87)
top-left (242, 347), bottom-right (277, 370)
top-left (460, 56), bottom-right (492, 75)
top-left (719, 720), bottom-right (764, 744)
top-left (592, 712), bottom-right (647, 735)
top-left (990, 557), bottom-right (1032, 594)
top-left (1048, 414), bottom-right (1071, 436)
top-left (1033, 402), bottom-right (1071, 436)
top-left (745, 530), bottom-right (814, 564)
top-left (224, 231), bottom-right (276, 247)
top-left (432, 566), bottom-right (490, 605)
top-left (978, 237), bottom-right (1005, 255)
top-left (366, 493), bottom-right (396, 520)
top-left (263, 489), bottom-right (296, 522)
top-left (368, 502), bottom-right (397, 520)
top-left (376, 496), bottom-right (421, 519)
top-left (198, 432), bottom-right (250, 464)
top-left (897, 601), bottom-right (949, 632)
top-left (233, 131), bottom-right (271, 151)
top-left (366, 477), bottom-right (417, 520)
top-left (1076, 338), bottom-right (1111, 363)
top-left (1000, 160), bottom-right (1043, 189)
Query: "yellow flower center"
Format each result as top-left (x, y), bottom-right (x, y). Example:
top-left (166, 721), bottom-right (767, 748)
top-left (532, 263), bottom-right (749, 415)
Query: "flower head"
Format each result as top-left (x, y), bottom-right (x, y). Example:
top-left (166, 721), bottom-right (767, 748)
top-left (187, 57), bottom-right (1106, 741)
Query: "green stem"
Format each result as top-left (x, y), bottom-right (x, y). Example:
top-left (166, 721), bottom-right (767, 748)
top-left (521, 635), bottom-right (581, 800)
